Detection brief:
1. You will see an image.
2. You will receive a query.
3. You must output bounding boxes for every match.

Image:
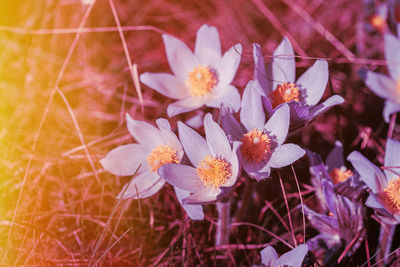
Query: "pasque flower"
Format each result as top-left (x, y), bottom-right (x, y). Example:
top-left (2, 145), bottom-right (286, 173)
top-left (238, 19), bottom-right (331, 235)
top-left (347, 138), bottom-right (400, 225)
top-left (362, 33), bottom-right (400, 122)
top-left (256, 244), bottom-right (308, 267)
top-left (253, 37), bottom-right (344, 124)
top-left (158, 113), bottom-right (239, 204)
top-left (221, 81), bottom-right (305, 180)
top-left (100, 114), bottom-right (203, 220)
top-left (140, 24), bottom-right (242, 117)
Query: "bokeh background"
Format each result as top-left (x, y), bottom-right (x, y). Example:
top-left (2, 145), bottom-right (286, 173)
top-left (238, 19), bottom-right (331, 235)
top-left (0, 0), bottom-right (399, 265)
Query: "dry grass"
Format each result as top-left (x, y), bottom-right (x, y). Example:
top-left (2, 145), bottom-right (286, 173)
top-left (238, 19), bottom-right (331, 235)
top-left (0, 0), bottom-right (399, 266)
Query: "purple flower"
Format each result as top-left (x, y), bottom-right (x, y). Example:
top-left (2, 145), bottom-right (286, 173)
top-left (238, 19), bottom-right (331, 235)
top-left (221, 81), bottom-right (305, 180)
top-left (158, 113), bottom-right (239, 204)
top-left (253, 38), bottom-right (344, 124)
top-left (362, 33), bottom-right (400, 122)
top-left (347, 138), bottom-right (400, 225)
top-left (100, 114), bottom-right (203, 220)
top-left (257, 244), bottom-right (308, 267)
top-left (140, 24), bottom-right (242, 117)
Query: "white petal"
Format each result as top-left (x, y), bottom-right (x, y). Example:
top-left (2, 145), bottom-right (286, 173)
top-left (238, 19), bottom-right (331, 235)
top-left (159, 164), bottom-right (205, 192)
top-left (167, 97), bottom-right (204, 117)
top-left (277, 244), bottom-right (308, 267)
top-left (269, 143), bottom-right (305, 168)
top-left (194, 24), bottom-right (221, 68)
top-left (174, 187), bottom-right (204, 220)
top-left (264, 103), bottom-right (290, 146)
top-left (272, 37), bottom-right (295, 91)
top-left (140, 72), bottom-right (189, 99)
top-left (206, 85), bottom-right (241, 113)
top-left (118, 171), bottom-right (164, 199)
top-left (126, 114), bottom-right (163, 148)
top-left (364, 71), bottom-right (399, 101)
top-left (383, 100), bottom-right (400, 123)
top-left (182, 187), bottom-right (220, 205)
top-left (253, 43), bottom-right (270, 95)
top-left (384, 33), bottom-right (400, 80)
top-left (216, 44), bottom-right (242, 86)
top-left (240, 81), bottom-right (265, 131)
top-left (260, 246), bottom-right (278, 266)
top-left (384, 138), bottom-right (400, 182)
top-left (297, 60), bottom-right (329, 105)
top-left (204, 113), bottom-right (231, 160)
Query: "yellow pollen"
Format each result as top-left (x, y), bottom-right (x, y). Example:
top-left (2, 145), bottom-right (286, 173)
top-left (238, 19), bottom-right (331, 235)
top-left (329, 167), bottom-right (353, 184)
top-left (383, 177), bottom-right (400, 214)
top-left (196, 155), bottom-right (231, 188)
top-left (269, 82), bottom-right (300, 108)
top-left (240, 129), bottom-right (271, 162)
top-left (186, 65), bottom-right (217, 97)
top-left (370, 15), bottom-right (386, 33)
top-left (147, 145), bottom-right (179, 172)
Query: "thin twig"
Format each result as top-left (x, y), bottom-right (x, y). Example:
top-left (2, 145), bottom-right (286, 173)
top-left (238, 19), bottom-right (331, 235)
top-left (278, 171), bottom-right (297, 247)
top-left (291, 165), bottom-right (306, 243)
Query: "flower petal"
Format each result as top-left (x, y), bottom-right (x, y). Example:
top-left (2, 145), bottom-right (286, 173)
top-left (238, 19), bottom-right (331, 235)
top-left (216, 44), bottom-right (242, 86)
top-left (100, 144), bottom-right (148, 176)
top-left (182, 187), bottom-right (221, 205)
top-left (174, 187), bottom-right (204, 220)
top-left (243, 160), bottom-right (271, 181)
top-left (206, 85), bottom-right (241, 113)
top-left (383, 100), bottom-right (400, 123)
top-left (126, 114), bottom-right (163, 147)
top-left (384, 138), bottom-right (400, 182)
top-left (297, 60), bottom-right (329, 105)
top-left (365, 193), bottom-right (385, 209)
top-left (260, 246), bottom-right (278, 266)
top-left (158, 163), bottom-right (205, 192)
top-left (277, 244), bottom-right (308, 267)
top-left (272, 37), bottom-right (296, 91)
top-left (140, 72), bottom-right (189, 99)
top-left (264, 103), bottom-right (290, 146)
top-left (326, 140), bottom-right (345, 171)
top-left (364, 71), bottom-right (398, 101)
top-left (204, 113), bottom-right (231, 159)
top-left (240, 81), bottom-right (265, 131)
top-left (167, 97), bottom-right (204, 117)
top-left (156, 119), bottom-right (183, 159)
top-left (220, 105), bottom-right (246, 141)
top-left (178, 121), bottom-right (210, 166)
top-left (118, 171), bottom-right (164, 199)
top-left (308, 95), bottom-right (344, 119)
top-left (269, 143), bottom-right (305, 168)
top-left (253, 43), bottom-right (271, 96)
top-left (347, 151), bottom-right (387, 193)
top-left (194, 24), bottom-right (221, 68)
top-left (384, 33), bottom-right (400, 80)
top-left (162, 34), bottom-right (197, 80)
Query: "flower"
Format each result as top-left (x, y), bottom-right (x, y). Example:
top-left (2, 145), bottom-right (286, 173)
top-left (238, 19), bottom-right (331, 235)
top-left (361, 33), bottom-right (400, 123)
top-left (253, 37), bottom-right (344, 125)
top-left (140, 24), bottom-right (242, 117)
top-left (220, 81), bottom-right (305, 180)
top-left (347, 138), bottom-right (400, 225)
top-left (100, 114), bottom-right (203, 220)
top-left (158, 113), bottom-right (239, 204)
top-left (256, 244), bottom-right (308, 267)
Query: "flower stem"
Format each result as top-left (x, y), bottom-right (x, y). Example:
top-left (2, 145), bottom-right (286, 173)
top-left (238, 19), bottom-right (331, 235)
top-left (376, 223), bottom-right (395, 267)
top-left (234, 178), bottom-right (255, 223)
top-left (216, 200), bottom-right (231, 246)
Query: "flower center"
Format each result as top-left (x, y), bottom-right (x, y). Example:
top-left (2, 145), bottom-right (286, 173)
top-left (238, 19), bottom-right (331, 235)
top-left (147, 145), bottom-right (179, 172)
top-left (369, 15), bottom-right (386, 33)
top-left (186, 65), bottom-right (217, 97)
top-left (196, 155), bottom-right (231, 188)
top-left (383, 177), bottom-right (400, 214)
top-left (269, 82), bottom-right (300, 108)
top-left (240, 129), bottom-right (272, 162)
top-left (329, 167), bottom-right (353, 184)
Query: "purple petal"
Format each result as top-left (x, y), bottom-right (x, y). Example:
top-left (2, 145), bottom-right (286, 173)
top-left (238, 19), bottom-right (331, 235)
top-left (216, 44), bottom-right (242, 86)
top-left (240, 81), bottom-right (265, 131)
top-left (288, 101), bottom-right (310, 122)
top-left (384, 33), bottom-right (400, 80)
top-left (260, 246), bottom-right (278, 266)
top-left (222, 142), bottom-right (240, 187)
top-left (326, 140), bottom-right (345, 171)
top-left (264, 103), bottom-right (290, 145)
top-left (182, 187), bottom-right (220, 205)
top-left (303, 205), bottom-right (339, 234)
top-left (140, 72), bottom-right (189, 99)
top-left (269, 143), bottom-right (305, 168)
top-left (365, 193), bottom-right (385, 209)
top-left (384, 138), bottom-right (400, 182)
top-left (204, 113), bottom-right (231, 159)
top-left (383, 100), bottom-right (400, 123)
top-left (178, 121), bottom-right (211, 166)
top-left (158, 163), bottom-right (205, 192)
top-left (162, 34), bottom-right (197, 81)
top-left (220, 105), bottom-right (246, 141)
top-left (297, 60), bottom-right (329, 106)
top-left (272, 37), bottom-right (295, 91)
top-left (126, 114), bottom-right (163, 147)
top-left (167, 97), bottom-right (204, 117)
top-left (277, 244), bottom-right (308, 267)
top-left (174, 187), bottom-right (204, 220)
top-left (100, 144), bottom-right (148, 176)
top-left (347, 151), bottom-right (387, 193)
top-left (118, 171), bottom-right (164, 199)
top-left (308, 95), bottom-right (344, 118)
top-left (364, 71), bottom-right (398, 100)
top-left (253, 43), bottom-right (270, 95)
top-left (206, 85), bottom-right (241, 113)
top-left (194, 24), bottom-right (221, 68)
top-left (243, 160), bottom-right (270, 180)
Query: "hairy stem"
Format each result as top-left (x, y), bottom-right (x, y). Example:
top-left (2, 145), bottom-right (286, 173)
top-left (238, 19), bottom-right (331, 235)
top-left (377, 223), bottom-right (395, 267)
top-left (216, 201), bottom-right (231, 246)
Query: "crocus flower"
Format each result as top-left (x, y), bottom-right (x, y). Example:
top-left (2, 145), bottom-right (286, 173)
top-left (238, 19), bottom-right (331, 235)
top-left (253, 38), bottom-right (344, 125)
top-left (220, 81), bottom-right (305, 180)
top-left (159, 113), bottom-right (239, 204)
top-left (140, 24), bottom-right (242, 117)
top-left (362, 33), bottom-right (400, 122)
top-left (100, 114), bottom-right (203, 220)
top-left (347, 138), bottom-right (400, 225)
top-left (256, 244), bottom-right (308, 267)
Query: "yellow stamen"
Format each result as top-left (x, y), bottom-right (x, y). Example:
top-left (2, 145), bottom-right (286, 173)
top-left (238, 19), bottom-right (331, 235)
top-left (329, 167), bottom-right (353, 184)
top-left (147, 145), bottom-right (179, 172)
top-left (384, 177), bottom-right (400, 214)
top-left (186, 65), bottom-right (217, 97)
top-left (196, 155), bottom-right (231, 188)
top-left (370, 15), bottom-right (386, 33)
top-left (269, 82), bottom-right (300, 108)
top-left (240, 129), bottom-right (271, 162)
